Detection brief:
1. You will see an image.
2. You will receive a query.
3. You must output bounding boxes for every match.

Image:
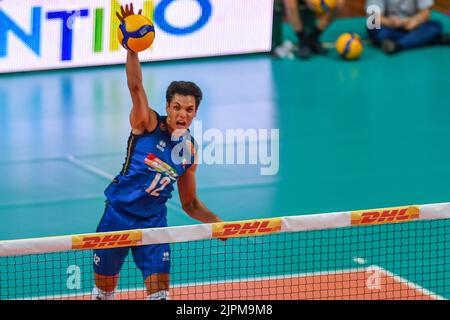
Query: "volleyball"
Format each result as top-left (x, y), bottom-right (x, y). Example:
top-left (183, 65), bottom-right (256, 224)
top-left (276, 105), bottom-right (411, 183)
top-left (118, 14), bottom-right (155, 52)
top-left (335, 33), bottom-right (364, 60)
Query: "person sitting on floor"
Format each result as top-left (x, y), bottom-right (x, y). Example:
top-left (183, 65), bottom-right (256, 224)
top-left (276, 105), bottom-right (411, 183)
top-left (366, 0), bottom-right (450, 54)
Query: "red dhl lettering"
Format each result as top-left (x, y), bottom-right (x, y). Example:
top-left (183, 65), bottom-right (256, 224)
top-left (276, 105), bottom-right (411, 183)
top-left (220, 224), bottom-right (241, 237)
top-left (79, 234), bottom-right (134, 249)
top-left (213, 219), bottom-right (281, 238)
top-left (72, 231), bottom-right (141, 249)
top-left (352, 206), bottom-right (419, 226)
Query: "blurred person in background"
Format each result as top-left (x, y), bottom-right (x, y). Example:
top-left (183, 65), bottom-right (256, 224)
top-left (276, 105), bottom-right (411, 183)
top-left (272, 0), bottom-right (295, 59)
top-left (366, 0), bottom-right (450, 54)
top-left (272, 0), bottom-right (345, 59)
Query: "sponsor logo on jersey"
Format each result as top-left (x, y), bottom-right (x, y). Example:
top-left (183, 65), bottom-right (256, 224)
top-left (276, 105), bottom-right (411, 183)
top-left (72, 230), bottom-right (142, 250)
top-left (144, 153), bottom-right (178, 180)
top-left (93, 253), bottom-right (100, 266)
top-left (162, 251), bottom-right (170, 262)
top-left (157, 140), bottom-right (167, 152)
top-left (212, 218), bottom-right (282, 239)
top-left (351, 206), bottom-right (420, 226)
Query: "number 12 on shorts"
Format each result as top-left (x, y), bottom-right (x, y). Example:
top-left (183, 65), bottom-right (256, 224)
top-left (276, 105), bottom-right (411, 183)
top-left (146, 173), bottom-right (171, 196)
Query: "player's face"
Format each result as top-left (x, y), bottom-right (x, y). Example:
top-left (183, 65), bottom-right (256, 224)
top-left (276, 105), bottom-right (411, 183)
top-left (166, 94), bottom-right (197, 132)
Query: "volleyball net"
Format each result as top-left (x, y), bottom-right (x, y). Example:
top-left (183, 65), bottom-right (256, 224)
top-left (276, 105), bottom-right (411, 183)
top-left (1, 202), bottom-right (449, 300)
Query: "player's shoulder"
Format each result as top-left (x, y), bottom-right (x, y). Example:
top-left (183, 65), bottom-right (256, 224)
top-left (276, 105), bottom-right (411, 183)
top-left (133, 111), bottom-right (166, 136)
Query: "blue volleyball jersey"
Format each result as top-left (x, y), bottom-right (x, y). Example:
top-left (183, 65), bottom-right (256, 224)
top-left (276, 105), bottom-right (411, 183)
top-left (105, 113), bottom-right (196, 218)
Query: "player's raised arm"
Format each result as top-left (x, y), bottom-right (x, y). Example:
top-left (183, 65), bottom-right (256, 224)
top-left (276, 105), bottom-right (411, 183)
top-left (117, 3), bottom-right (158, 135)
top-left (177, 165), bottom-right (223, 224)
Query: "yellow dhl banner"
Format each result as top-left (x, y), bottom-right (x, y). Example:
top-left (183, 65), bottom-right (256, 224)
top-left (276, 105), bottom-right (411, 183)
top-left (351, 206), bottom-right (420, 226)
top-left (212, 218), bottom-right (282, 239)
top-left (72, 230), bottom-right (142, 250)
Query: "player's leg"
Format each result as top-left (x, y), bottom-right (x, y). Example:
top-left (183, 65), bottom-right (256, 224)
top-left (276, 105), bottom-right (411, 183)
top-left (92, 247), bottom-right (129, 300)
top-left (144, 273), bottom-right (170, 299)
top-left (309, 1), bottom-right (343, 54)
top-left (94, 273), bottom-right (119, 293)
top-left (377, 21), bottom-right (443, 54)
top-left (367, 26), bottom-right (406, 46)
top-left (283, 0), bottom-right (312, 59)
top-left (132, 243), bottom-right (171, 300)
top-left (397, 21), bottom-right (443, 50)
top-left (303, 8), bottom-right (326, 54)
top-left (367, 24), bottom-right (410, 55)
top-left (271, 0), bottom-right (287, 58)
top-left (91, 203), bottom-right (132, 300)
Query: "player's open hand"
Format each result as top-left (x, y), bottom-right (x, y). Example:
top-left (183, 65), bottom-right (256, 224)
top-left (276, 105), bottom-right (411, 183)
top-left (116, 2), bottom-right (142, 22)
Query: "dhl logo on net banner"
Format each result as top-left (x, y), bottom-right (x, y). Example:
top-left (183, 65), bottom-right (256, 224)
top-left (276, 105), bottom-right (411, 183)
top-left (72, 230), bottom-right (142, 250)
top-left (351, 206), bottom-right (420, 226)
top-left (212, 218), bottom-right (282, 239)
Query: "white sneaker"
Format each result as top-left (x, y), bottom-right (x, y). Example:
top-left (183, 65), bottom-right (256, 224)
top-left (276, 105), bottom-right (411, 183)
top-left (282, 40), bottom-right (294, 51)
top-left (273, 45), bottom-right (289, 58)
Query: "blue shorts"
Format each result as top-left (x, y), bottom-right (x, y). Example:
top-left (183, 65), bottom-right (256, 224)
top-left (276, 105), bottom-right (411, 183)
top-left (93, 203), bottom-right (170, 280)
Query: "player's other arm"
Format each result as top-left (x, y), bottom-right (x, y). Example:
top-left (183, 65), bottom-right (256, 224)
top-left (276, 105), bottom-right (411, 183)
top-left (178, 165), bottom-right (223, 224)
top-left (117, 3), bottom-right (158, 135)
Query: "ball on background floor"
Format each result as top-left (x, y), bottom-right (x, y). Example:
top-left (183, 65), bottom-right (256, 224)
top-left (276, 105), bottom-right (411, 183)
top-left (335, 33), bottom-right (364, 60)
top-left (307, 0), bottom-right (337, 14)
top-left (118, 14), bottom-right (155, 52)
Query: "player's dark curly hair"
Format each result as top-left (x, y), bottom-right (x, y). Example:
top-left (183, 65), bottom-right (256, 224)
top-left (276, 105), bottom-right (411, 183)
top-left (166, 81), bottom-right (203, 109)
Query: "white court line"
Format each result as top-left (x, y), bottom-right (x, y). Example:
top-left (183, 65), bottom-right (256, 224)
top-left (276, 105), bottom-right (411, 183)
top-left (17, 267), bottom-right (368, 300)
top-left (376, 266), bottom-right (447, 301)
top-left (169, 267), bottom-right (369, 288)
top-left (0, 194), bottom-right (105, 209)
top-left (65, 153), bottom-right (277, 196)
top-left (64, 154), bottom-right (278, 221)
top-left (64, 154), bottom-right (185, 214)
top-left (20, 264), bottom-right (448, 300)
top-left (65, 154), bottom-right (115, 181)
top-left (2, 135), bottom-right (278, 166)
top-left (353, 256), bottom-right (447, 300)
